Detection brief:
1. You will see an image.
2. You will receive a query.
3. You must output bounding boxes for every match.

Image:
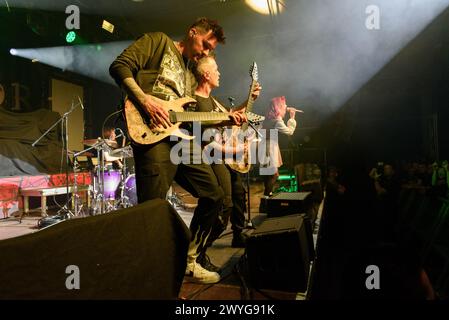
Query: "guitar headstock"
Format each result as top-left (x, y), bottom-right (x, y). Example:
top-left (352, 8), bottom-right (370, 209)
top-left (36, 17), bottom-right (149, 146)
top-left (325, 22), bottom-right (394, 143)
top-left (249, 62), bottom-right (258, 81)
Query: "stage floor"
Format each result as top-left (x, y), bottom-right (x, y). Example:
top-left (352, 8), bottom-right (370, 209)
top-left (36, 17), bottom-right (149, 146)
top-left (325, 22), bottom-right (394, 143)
top-left (0, 180), bottom-right (322, 300)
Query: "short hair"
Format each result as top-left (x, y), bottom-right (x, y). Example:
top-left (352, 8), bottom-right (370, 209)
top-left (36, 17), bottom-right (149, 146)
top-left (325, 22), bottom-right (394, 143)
top-left (193, 55), bottom-right (216, 82)
top-left (189, 17), bottom-right (226, 44)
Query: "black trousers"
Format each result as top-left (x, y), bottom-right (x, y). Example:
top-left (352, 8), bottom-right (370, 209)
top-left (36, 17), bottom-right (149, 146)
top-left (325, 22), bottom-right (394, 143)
top-left (206, 163), bottom-right (246, 248)
top-left (132, 140), bottom-right (224, 260)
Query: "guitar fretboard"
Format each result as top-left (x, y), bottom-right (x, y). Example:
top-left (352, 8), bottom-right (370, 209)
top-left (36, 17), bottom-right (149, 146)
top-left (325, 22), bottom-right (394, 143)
top-left (170, 112), bottom-right (230, 123)
top-left (246, 79), bottom-right (257, 113)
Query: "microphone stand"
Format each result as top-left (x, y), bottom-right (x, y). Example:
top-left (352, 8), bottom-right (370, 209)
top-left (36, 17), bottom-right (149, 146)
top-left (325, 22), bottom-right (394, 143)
top-left (228, 97), bottom-right (255, 229)
top-left (32, 98), bottom-right (83, 221)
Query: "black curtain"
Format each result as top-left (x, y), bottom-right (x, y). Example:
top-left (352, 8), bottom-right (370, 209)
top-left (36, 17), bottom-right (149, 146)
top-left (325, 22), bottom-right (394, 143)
top-left (0, 107), bottom-right (66, 176)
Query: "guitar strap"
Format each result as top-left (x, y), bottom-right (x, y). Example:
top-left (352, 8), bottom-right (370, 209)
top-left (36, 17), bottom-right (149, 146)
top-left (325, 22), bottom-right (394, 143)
top-left (184, 60), bottom-right (198, 98)
top-left (211, 97), bottom-right (229, 113)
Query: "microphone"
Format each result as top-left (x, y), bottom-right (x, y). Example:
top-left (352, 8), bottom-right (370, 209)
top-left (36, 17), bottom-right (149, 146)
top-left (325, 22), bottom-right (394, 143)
top-left (77, 95), bottom-right (84, 110)
top-left (287, 107), bottom-right (304, 113)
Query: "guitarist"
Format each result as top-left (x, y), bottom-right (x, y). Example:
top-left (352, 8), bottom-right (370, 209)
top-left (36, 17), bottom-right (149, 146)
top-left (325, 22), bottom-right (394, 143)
top-left (192, 55), bottom-right (261, 272)
top-left (110, 18), bottom-right (232, 285)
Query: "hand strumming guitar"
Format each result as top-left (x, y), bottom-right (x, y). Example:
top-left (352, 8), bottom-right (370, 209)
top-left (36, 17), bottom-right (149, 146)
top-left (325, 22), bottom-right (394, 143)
top-left (122, 77), bottom-right (172, 129)
top-left (229, 109), bottom-right (248, 126)
top-left (141, 94), bottom-right (172, 129)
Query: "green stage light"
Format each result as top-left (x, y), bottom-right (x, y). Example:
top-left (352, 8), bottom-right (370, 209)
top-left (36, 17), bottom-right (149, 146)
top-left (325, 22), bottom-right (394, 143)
top-left (276, 174), bottom-right (298, 192)
top-left (277, 174), bottom-right (296, 181)
top-left (66, 31), bottom-right (76, 43)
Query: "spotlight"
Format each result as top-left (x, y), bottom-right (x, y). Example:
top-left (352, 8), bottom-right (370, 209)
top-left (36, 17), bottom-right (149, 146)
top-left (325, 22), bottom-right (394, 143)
top-left (245, 0), bottom-right (284, 15)
top-left (10, 48), bottom-right (17, 56)
top-left (102, 20), bottom-right (114, 33)
top-left (66, 31), bottom-right (77, 43)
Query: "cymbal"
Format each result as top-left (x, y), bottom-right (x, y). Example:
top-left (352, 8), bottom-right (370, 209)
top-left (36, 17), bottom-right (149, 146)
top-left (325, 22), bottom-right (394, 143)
top-left (82, 139), bottom-right (99, 146)
top-left (83, 138), bottom-right (118, 148)
top-left (77, 151), bottom-right (95, 158)
top-left (109, 146), bottom-right (133, 158)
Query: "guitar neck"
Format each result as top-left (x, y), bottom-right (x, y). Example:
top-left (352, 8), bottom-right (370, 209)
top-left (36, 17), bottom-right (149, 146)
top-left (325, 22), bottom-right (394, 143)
top-left (170, 111), bottom-right (230, 123)
top-left (246, 79), bottom-right (257, 113)
top-left (240, 78), bottom-right (258, 131)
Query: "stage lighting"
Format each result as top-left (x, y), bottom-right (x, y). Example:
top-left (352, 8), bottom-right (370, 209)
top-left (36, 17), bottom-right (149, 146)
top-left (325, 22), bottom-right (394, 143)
top-left (245, 0), bottom-right (284, 15)
top-left (9, 48), bottom-right (17, 56)
top-left (102, 20), bottom-right (114, 34)
top-left (66, 31), bottom-right (77, 43)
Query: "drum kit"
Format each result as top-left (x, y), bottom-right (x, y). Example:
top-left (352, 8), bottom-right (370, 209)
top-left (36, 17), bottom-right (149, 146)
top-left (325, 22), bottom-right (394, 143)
top-left (73, 136), bottom-right (137, 215)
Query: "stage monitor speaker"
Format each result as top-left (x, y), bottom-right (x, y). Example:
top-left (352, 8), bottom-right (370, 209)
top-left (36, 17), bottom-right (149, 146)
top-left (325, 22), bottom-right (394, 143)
top-left (266, 192), bottom-right (312, 217)
top-left (246, 214), bottom-right (313, 293)
top-left (0, 199), bottom-right (190, 299)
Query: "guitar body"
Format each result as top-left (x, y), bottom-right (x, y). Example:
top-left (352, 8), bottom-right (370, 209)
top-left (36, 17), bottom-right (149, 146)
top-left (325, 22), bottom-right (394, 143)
top-left (226, 125), bottom-right (252, 174)
top-left (124, 95), bottom-right (196, 145)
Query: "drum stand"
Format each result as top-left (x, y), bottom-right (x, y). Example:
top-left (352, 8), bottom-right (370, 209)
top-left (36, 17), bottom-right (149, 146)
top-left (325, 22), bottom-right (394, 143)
top-left (75, 139), bottom-right (112, 215)
top-left (70, 156), bottom-right (85, 216)
top-left (117, 152), bottom-right (132, 209)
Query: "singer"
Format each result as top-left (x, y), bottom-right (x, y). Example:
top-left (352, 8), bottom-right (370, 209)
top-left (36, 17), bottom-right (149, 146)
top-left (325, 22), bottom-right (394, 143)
top-left (259, 96), bottom-right (299, 202)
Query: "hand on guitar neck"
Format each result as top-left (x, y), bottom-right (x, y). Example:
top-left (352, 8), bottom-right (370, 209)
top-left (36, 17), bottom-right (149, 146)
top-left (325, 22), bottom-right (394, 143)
top-left (251, 82), bottom-right (262, 101)
top-left (232, 82), bottom-right (262, 111)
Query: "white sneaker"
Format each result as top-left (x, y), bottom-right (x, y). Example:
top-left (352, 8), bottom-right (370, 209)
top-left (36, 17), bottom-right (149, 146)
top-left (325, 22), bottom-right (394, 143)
top-left (185, 261), bottom-right (221, 284)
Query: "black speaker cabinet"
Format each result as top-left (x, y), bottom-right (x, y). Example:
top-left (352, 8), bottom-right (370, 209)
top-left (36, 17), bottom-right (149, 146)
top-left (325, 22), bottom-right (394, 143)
top-left (246, 214), bottom-right (313, 293)
top-left (0, 199), bottom-right (190, 299)
top-left (266, 192), bottom-right (312, 217)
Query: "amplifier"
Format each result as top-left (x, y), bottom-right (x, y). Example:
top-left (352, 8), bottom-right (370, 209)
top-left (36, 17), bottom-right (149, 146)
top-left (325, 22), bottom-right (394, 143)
top-left (246, 214), bottom-right (313, 292)
top-left (266, 192), bottom-right (312, 217)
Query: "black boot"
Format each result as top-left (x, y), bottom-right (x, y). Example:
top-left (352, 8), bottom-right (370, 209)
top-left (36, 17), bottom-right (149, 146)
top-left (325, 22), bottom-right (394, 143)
top-left (197, 252), bottom-right (221, 273)
top-left (232, 232), bottom-right (248, 248)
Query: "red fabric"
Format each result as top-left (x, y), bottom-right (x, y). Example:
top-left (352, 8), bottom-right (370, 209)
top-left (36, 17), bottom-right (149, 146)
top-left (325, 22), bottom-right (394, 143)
top-left (0, 173), bottom-right (91, 218)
